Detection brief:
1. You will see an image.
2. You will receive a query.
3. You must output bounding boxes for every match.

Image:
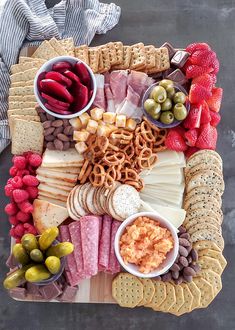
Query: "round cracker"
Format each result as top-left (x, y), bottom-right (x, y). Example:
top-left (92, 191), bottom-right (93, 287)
top-left (184, 194), bottom-right (221, 211)
top-left (184, 216), bottom-right (221, 232)
top-left (168, 284), bottom-right (184, 315)
top-left (188, 223), bottom-right (221, 236)
top-left (74, 185), bottom-right (86, 217)
top-left (186, 170), bottom-right (224, 194)
top-left (190, 229), bottom-right (224, 251)
top-left (186, 150), bottom-right (222, 175)
top-left (183, 208), bottom-right (222, 225)
top-left (199, 269), bottom-right (222, 297)
top-left (198, 255), bottom-right (223, 275)
top-left (137, 278), bottom-right (155, 306)
top-left (67, 186), bottom-right (80, 220)
top-left (174, 283), bottom-right (193, 316)
top-left (189, 149), bottom-right (222, 163)
top-left (112, 273), bottom-right (143, 308)
top-left (193, 277), bottom-right (214, 308)
top-left (157, 282), bottom-right (176, 312)
top-left (186, 281), bottom-right (201, 310)
top-left (85, 185), bottom-right (97, 214)
top-left (187, 201), bottom-right (223, 219)
top-left (185, 163), bottom-right (222, 182)
top-left (198, 249), bottom-right (227, 271)
top-left (80, 182), bottom-right (90, 213)
top-left (184, 186), bottom-right (222, 206)
top-left (193, 240), bottom-right (221, 252)
top-left (145, 280), bottom-right (166, 310)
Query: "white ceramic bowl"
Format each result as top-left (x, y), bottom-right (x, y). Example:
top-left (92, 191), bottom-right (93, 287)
top-left (114, 212), bottom-right (179, 278)
top-left (34, 56), bottom-right (97, 119)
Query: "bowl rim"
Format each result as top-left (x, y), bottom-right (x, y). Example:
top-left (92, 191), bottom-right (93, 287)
top-left (34, 55), bottom-right (97, 119)
top-left (142, 81), bottom-right (190, 129)
top-left (114, 211), bottom-right (179, 279)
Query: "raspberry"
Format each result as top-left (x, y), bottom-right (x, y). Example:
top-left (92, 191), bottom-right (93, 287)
top-left (23, 151), bottom-right (33, 161)
top-left (4, 184), bottom-right (14, 197)
top-left (22, 175), bottom-right (39, 187)
top-left (18, 201), bottom-right (34, 214)
top-left (15, 238), bottom-right (21, 243)
top-left (11, 176), bottom-right (23, 189)
top-left (28, 153), bottom-right (42, 167)
top-left (9, 166), bottom-right (18, 177)
top-left (9, 227), bottom-right (17, 238)
top-left (16, 211), bottom-right (31, 223)
top-left (14, 223), bottom-right (25, 237)
top-left (7, 178), bottom-right (13, 185)
top-left (9, 216), bottom-right (19, 226)
top-left (28, 165), bottom-right (36, 175)
top-left (12, 189), bottom-right (29, 203)
top-left (23, 223), bottom-right (37, 235)
top-left (26, 186), bottom-right (38, 199)
top-left (13, 156), bottom-right (27, 170)
top-left (5, 203), bottom-right (18, 216)
top-left (16, 169), bottom-right (30, 177)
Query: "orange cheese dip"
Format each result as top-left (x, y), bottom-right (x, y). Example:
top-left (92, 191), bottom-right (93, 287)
top-left (120, 216), bottom-right (174, 274)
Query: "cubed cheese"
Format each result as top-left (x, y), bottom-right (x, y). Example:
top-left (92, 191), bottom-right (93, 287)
top-left (126, 118), bottom-right (137, 131)
top-left (115, 114), bottom-right (126, 127)
top-left (103, 112), bottom-right (116, 124)
top-left (73, 130), bottom-right (90, 142)
top-left (75, 142), bottom-right (88, 154)
top-left (97, 125), bottom-right (110, 137)
top-left (69, 118), bottom-right (82, 130)
top-left (90, 107), bottom-right (104, 121)
top-left (86, 119), bottom-right (98, 134)
top-left (79, 112), bottom-right (90, 127)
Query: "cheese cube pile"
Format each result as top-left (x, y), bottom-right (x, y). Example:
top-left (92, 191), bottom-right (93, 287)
top-left (71, 108), bottom-right (137, 154)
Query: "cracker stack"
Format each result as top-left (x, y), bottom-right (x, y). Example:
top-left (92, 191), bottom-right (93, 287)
top-left (36, 148), bottom-right (84, 207)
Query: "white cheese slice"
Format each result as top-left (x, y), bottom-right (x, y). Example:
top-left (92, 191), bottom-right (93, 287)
top-left (146, 183), bottom-right (185, 193)
top-left (149, 204), bottom-right (186, 228)
top-left (143, 173), bottom-right (183, 185)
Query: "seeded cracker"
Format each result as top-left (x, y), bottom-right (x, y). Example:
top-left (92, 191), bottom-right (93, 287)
top-left (8, 108), bottom-right (38, 116)
top-left (59, 38), bottom-right (75, 56)
top-left (173, 283), bottom-right (193, 316)
top-left (49, 37), bottom-right (67, 56)
top-left (193, 277), bottom-right (214, 308)
top-left (197, 256), bottom-right (223, 275)
top-left (8, 101), bottom-right (36, 110)
top-left (190, 229), bottom-right (224, 250)
top-left (184, 194), bottom-right (221, 210)
top-left (185, 217), bottom-right (221, 232)
top-left (185, 163), bottom-right (222, 183)
top-left (184, 209), bottom-right (222, 226)
top-left (19, 56), bottom-right (46, 64)
top-left (186, 170), bottom-right (225, 194)
top-left (168, 285), bottom-right (184, 315)
top-left (32, 40), bottom-right (60, 60)
top-left (74, 45), bottom-right (89, 65)
top-left (193, 240), bottom-right (221, 252)
top-left (198, 249), bottom-right (227, 270)
top-left (112, 273), bottom-right (143, 308)
top-left (188, 223), bottom-right (221, 236)
top-left (130, 43), bottom-right (146, 70)
top-left (184, 186), bottom-right (222, 206)
top-left (137, 279), bottom-right (155, 306)
top-left (185, 150), bottom-right (222, 175)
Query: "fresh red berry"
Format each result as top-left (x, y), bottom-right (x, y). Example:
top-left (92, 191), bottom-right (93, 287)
top-left (16, 211), bottom-right (31, 222)
top-left (210, 111), bottom-right (221, 127)
top-left (186, 65), bottom-right (212, 79)
top-left (9, 216), bottom-right (19, 226)
top-left (22, 175), bottom-right (39, 187)
top-left (189, 84), bottom-right (212, 104)
top-left (11, 176), bottom-right (23, 189)
top-left (9, 166), bottom-right (18, 177)
top-left (183, 104), bottom-right (202, 129)
top-left (192, 74), bottom-right (214, 92)
top-left (26, 186), bottom-right (38, 199)
top-left (190, 50), bottom-right (216, 67)
top-left (23, 223), bottom-right (37, 235)
top-left (7, 178), bottom-right (13, 185)
top-left (206, 87), bottom-right (223, 113)
top-left (16, 169), bottom-right (30, 177)
top-left (28, 153), bottom-right (42, 167)
top-left (15, 238), bottom-right (21, 243)
top-left (184, 146), bottom-right (199, 158)
top-left (9, 227), bottom-right (17, 238)
top-left (165, 129), bottom-right (188, 152)
top-left (28, 165), bottom-right (36, 175)
top-left (200, 101), bottom-right (211, 125)
top-left (23, 151), bottom-right (33, 161)
top-left (18, 201), bottom-right (34, 214)
top-left (14, 223), bottom-right (25, 237)
top-left (13, 156), bottom-right (26, 170)
top-left (12, 189), bottom-right (29, 203)
top-left (186, 42), bottom-right (211, 54)
top-left (185, 129), bottom-right (198, 147)
top-left (210, 57), bottom-right (220, 74)
top-left (196, 123), bottom-right (218, 150)
top-left (4, 184), bottom-right (14, 197)
top-left (5, 203), bottom-right (18, 216)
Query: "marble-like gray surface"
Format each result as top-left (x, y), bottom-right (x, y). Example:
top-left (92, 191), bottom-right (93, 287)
top-left (0, 0), bottom-right (235, 329)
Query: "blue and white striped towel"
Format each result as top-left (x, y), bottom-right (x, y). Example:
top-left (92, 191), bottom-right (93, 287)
top-left (0, 0), bottom-right (121, 153)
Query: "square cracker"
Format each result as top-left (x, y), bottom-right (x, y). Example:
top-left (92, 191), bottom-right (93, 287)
top-left (9, 115), bottom-right (40, 133)
top-left (11, 118), bottom-right (43, 155)
top-left (74, 45), bottom-right (89, 65)
top-left (130, 43), bottom-right (146, 70)
top-left (10, 62), bottom-right (42, 75)
top-left (105, 42), bottom-right (118, 66)
top-left (98, 46), bottom-right (111, 73)
top-left (59, 38), bottom-right (75, 56)
top-left (88, 47), bottom-right (99, 73)
top-left (112, 41), bottom-right (123, 66)
top-left (11, 81), bottom-right (24, 88)
top-left (32, 40), bottom-right (59, 60)
top-left (147, 47), bottom-right (170, 74)
top-left (8, 108), bottom-right (38, 116)
top-left (49, 37), bottom-right (67, 56)
top-left (112, 45), bottom-right (131, 70)
top-left (11, 68), bottom-right (38, 83)
top-left (144, 45), bottom-right (156, 69)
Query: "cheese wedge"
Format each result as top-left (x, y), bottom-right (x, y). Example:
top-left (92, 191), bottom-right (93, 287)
top-left (32, 199), bottom-right (69, 234)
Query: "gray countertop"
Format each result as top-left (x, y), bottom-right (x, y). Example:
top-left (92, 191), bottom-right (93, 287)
top-left (0, 0), bottom-right (235, 329)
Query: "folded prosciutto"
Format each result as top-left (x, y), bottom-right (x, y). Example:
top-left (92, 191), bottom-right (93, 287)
top-left (105, 84), bottom-right (116, 113)
top-left (110, 70), bottom-right (128, 109)
top-left (93, 74), bottom-right (106, 109)
top-left (116, 85), bottom-right (140, 118)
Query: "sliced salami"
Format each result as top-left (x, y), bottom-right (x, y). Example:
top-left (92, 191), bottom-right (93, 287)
top-left (68, 221), bottom-right (85, 280)
top-left (107, 220), bottom-right (121, 274)
top-left (98, 215), bottom-right (112, 271)
top-left (80, 215), bottom-right (100, 277)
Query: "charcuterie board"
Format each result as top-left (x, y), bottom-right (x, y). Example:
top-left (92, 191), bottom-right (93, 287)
top-left (4, 38), bottom-right (226, 313)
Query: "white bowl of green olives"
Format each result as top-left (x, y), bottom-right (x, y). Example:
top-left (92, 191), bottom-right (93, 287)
top-left (142, 79), bottom-right (190, 128)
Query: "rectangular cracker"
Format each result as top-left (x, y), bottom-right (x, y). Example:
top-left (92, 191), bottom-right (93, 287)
top-left (106, 42), bottom-right (118, 66)
top-left (147, 47), bottom-right (170, 74)
top-left (8, 101), bottom-right (37, 110)
top-left (19, 57), bottom-right (46, 64)
top-left (8, 108), bottom-right (38, 116)
top-left (112, 41), bottom-right (123, 66)
top-left (11, 68), bottom-right (38, 83)
top-left (88, 47), bottom-right (99, 73)
top-left (11, 118), bottom-right (43, 155)
top-left (98, 46), bottom-right (111, 73)
top-left (11, 81), bottom-right (24, 88)
top-left (144, 45), bottom-right (156, 69)
top-left (130, 43), bottom-right (146, 70)
top-left (59, 38), bottom-right (75, 56)
top-left (112, 45), bottom-right (131, 70)
top-left (10, 62), bottom-right (42, 75)
top-left (9, 85), bottom-right (34, 96)
top-left (32, 40), bottom-right (59, 60)
top-left (49, 37), bottom-right (67, 56)
top-left (9, 115), bottom-right (40, 132)
top-left (74, 45), bottom-right (89, 65)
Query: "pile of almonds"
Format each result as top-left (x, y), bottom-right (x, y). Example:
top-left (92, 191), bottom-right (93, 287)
top-left (37, 107), bottom-right (75, 151)
top-left (159, 226), bottom-right (200, 284)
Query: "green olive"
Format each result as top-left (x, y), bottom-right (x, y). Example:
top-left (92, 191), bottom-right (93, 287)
top-left (150, 86), bottom-right (167, 103)
top-left (149, 106), bottom-right (161, 120)
top-left (173, 103), bottom-right (188, 120)
top-left (161, 98), bottom-right (172, 111)
top-left (144, 98), bottom-right (157, 113)
top-left (166, 86), bottom-right (175, 99)
top-left (160, 111), bottom-right (175, 125)
top-left (173, 91), bottom-right (186, 104)
top-left (159, 79), bottom-right (174, 89)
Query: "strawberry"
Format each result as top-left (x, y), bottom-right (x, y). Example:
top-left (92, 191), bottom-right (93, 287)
top-left (185, 129), bottom-right (198, 147)
top-left (206, 87), bottom-right (223, 112)
top-left (183, 103), bottom-right (202, 129)
top-left (210, 111), bottom-right (221, 127)
top-left (210, 57), bottom-right (220, 74)
top-left (192, 74), bottom-right (214, 92)
top-left (184, 147), bottom-right (199, 158)
top-left (200, 101), bottom-right (211, 124)
top-left (189, 84), bottom-right (212, 104)
top-left (165, 129), bottom-right (188, 152)
top-left (190, 50), bottom-right (216, 67)
top-left (196, 123), bottom-right (217, 150)
top-left (186, 65), bottom-right (212, 79)
top-left (209, 74), bottom-right (217, 85)
top-left (186, 43), bottom-right (211, 55)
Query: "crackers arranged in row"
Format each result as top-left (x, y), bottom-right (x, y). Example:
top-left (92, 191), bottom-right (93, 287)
top-left (74, 42), bottom-right (170, 74)
top-left (183, 150), bottom-right (225, 250)
top-left (67, 182), bottom-right (141, 221)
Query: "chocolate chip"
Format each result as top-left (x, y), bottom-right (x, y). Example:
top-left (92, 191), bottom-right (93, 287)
top-left (179, 238), bottom-right (191, 247)
top-left (179, 245), bottom-right (188, 257)
top-left (183, 267), bottom-right (196, 277)
top-left (52, 119), bottom-right (63, 127)
top-left (190, 249), bottom-right (198, 262)
top-left (179, 256), bottom-right (188, 267)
